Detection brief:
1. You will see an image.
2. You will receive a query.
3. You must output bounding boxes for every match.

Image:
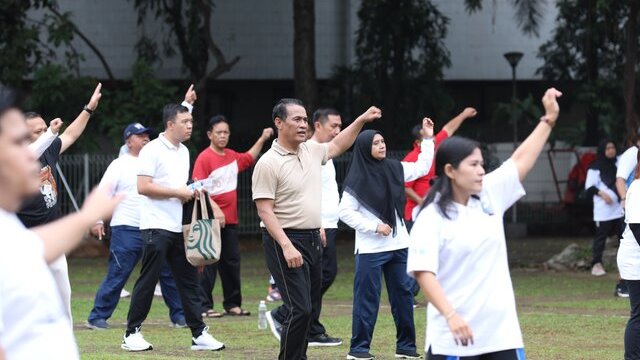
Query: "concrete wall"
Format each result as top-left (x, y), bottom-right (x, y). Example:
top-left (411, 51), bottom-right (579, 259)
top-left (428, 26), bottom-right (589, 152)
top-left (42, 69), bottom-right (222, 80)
top-left (42, 0), bottom-right (558, 81)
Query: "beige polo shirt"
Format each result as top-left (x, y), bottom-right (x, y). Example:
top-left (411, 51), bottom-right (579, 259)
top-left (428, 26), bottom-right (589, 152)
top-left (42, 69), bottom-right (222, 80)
top-left (252, 139), bottom-right (328, 229)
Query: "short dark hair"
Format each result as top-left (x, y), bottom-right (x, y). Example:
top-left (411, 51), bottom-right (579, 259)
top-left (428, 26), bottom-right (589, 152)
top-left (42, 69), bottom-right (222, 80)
top-left (24, 112), bottom-right (42, 121)
top-left (207, 115), bottom-right (228, 132)
top-left (411, 124), bottom-right (422, 141)
top-left (162, 104), bottom-right (190, 127)
top-left (272, 98), bottom-right (305, 122)
top-left (312, 108), bottom-right (340, 125)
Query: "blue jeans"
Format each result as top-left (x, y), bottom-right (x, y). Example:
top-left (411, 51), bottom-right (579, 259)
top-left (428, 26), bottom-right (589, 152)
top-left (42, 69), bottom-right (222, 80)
top-left (87, 225), bottom-right (184, 323)
top-left (350, 248), bottom-right (416, 354)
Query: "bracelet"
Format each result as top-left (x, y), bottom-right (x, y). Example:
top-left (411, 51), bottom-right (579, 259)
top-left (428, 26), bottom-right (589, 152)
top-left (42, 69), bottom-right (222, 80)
top-left (540, 115), bottom-right (554, 128)
top-left (83, 105), bottom-right (94, 115)
top-left (445, 310), bottom-right (456, 321)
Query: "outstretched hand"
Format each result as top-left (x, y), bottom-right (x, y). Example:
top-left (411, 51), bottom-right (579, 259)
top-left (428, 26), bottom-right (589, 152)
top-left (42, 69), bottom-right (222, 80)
top-left (541, 88), bottom-right (562, 125)
top-left (87, 83), bottom-right (102, 111)
top-left (184, 84), bottom-right (197, 105)
top-left (422, 117), bottom-right (434, 139)
top-left (358, 106), bottom-right (382, 123)
top-left (49, 118), bottom-right (63, 135)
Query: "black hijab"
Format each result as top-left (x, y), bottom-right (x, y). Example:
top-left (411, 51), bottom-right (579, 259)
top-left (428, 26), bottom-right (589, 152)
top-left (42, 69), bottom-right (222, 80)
top-left (342, 130), bottom-right (405, 234)
top-left (590, 139), bottom-right (618, 197)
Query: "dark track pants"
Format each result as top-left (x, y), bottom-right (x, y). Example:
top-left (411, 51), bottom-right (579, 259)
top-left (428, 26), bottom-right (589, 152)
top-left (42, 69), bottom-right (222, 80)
top-left (126, 229), bottom-right (206, 338)
top-left (263, 229), bottom-right (322, 360)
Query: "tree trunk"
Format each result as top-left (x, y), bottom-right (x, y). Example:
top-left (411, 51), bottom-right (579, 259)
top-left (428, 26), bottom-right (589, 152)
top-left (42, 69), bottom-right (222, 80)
top-left (293, 0), bottom-right (318, 112)
top-left (583, 0), bottom-right (599, 146)
top-left (624, 0), bottom-right (640, 146)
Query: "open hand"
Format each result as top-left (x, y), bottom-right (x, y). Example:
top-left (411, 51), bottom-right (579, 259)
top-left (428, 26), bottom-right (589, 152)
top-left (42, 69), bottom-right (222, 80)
top-left (49, 118), bottom-right (63, 135)
top-left (87, 83), bottom-right (102, 111)
top-left (81, 185), bottom-right (123, 224)
top-left (184, 84), bottom-right (197, 105)
top-left (422, 117), bottom-right (434, 138)
top-left (447, 313), bottom-right (474, 346)
top-left (358, 106), bottom-right (382, 123)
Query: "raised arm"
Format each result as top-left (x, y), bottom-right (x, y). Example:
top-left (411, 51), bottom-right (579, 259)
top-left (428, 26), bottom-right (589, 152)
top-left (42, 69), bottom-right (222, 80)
top-left (510, 88), bottom-right (562, 182)
top-left (59, 83), bottom-right (102, 154)
top-left (326, 106), bottom-right (382, 160)
top-left (29, 118), bottom-right (61, 157)
top-left (402, 118), bottom-right (435, 182)
top-left (247, 128), bottom-right (274, 159)
top-left (255, 198), bottom-right (303, 268)
top-left (137, 175), bottom-right (194, 203)
top-left (32, 186), bottom-right (123, 263)
top-left (181, 84), bottom-right (197, 113)
top-left (441, 107), bottom-right (477, 136)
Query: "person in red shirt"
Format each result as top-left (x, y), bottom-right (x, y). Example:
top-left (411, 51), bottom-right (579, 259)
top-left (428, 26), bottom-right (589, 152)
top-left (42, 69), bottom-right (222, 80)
top-left (192, 115), bottom-right (273, 317)
top-left (403, 107), bottom-right (477, 230)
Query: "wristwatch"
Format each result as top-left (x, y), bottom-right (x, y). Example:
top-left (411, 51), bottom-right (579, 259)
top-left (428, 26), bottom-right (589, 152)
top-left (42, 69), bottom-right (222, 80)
top-left (83, 105), bottom-right (94, 115)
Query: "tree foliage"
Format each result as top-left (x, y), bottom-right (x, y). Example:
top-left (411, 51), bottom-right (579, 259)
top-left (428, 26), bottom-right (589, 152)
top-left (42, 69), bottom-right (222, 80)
top-left (0, 0), bottom-right (81, 86)
top-left (331, 0), bottom-right (451, 147)
top-left (464, 0), bottom-right (548, 36)
top-left (537, 0), bottom-right (633, 145)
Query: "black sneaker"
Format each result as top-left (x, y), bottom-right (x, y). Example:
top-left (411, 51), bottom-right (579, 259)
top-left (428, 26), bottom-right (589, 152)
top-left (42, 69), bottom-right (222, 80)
top-left (616, 280), bottom-right (630, 298)
top-left (347, 352), bottom-right (375, 359)
top-left (395, 349), bottom-right (422, 359)
top-left (308, 333), bottom-right (343, 347)
top-left (86, 318), bottom-right (109, 330)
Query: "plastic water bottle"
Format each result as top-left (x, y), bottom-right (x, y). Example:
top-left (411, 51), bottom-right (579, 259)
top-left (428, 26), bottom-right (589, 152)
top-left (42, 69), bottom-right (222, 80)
top-left (258, 300), bottom-right (268, 330)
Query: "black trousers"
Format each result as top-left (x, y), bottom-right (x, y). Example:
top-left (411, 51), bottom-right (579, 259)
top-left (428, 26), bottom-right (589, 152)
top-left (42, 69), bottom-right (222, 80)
top-left (198, 224), bottom-right (243, 312)
top-left (127, 229), bottom-right (205, 338)
top-left (592, 217), bottom-right (624, 265)
top-left (626, 280), bottom-right (640, 359)
top-left (263, 229), bottom-right (322, 360)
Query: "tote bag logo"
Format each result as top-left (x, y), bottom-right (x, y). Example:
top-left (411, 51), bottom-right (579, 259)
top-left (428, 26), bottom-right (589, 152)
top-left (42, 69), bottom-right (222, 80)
top-left (186, 219), bottom-right (217, 260)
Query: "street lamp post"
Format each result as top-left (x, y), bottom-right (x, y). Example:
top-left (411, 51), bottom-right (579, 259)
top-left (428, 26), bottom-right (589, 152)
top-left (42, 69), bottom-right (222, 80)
top-left (504, 51), bottom-right (523, 224)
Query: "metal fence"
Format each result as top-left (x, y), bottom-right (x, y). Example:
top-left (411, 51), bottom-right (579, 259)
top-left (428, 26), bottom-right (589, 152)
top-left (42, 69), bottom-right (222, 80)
top-left (58, 151), bottom-right (407, 234)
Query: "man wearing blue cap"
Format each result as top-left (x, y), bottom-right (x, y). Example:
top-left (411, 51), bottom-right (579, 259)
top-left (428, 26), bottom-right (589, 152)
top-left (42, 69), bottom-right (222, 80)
top-left (86, 122), bottom-right (186, 330)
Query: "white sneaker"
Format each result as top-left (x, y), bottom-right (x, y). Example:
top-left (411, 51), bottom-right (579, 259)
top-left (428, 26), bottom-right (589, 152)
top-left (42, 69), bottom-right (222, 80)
top-left (191, 326), bottom-right (225, 351)
top-left (591, 263), bottom-right (606, 276)
top-left (120, 289), bottom-right (130, 298)
top-left (121, 328), bottom-right (153, 352)
top-left (154, 284), bottom-right (162, 297)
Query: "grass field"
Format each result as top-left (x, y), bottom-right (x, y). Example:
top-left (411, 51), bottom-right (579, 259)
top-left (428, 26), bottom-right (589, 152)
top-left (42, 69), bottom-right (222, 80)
top-left (70, 236), bottom-right (628, 359)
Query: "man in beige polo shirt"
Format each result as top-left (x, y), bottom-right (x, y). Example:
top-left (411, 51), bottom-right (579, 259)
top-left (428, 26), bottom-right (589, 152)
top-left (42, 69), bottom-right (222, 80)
top-left (252, 98), bottom-right (381, 360)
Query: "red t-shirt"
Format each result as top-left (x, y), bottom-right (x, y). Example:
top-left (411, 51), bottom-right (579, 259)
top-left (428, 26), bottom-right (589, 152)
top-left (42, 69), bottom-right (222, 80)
top-left (403, 130), bottom-right (449, 221)
top-left (192, 147), bottom-right (255, 225)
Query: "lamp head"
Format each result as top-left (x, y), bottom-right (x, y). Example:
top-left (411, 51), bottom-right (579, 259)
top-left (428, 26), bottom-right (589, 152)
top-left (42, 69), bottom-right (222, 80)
top-left (503, 52), bottom-right (524, 68)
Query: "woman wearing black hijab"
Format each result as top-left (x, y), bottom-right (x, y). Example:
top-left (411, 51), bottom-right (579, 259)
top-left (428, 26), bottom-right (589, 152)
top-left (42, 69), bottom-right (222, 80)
top-left (339, 119), bottom-right (434, 360)
top-left (585, 139), bottom-right (624, 278)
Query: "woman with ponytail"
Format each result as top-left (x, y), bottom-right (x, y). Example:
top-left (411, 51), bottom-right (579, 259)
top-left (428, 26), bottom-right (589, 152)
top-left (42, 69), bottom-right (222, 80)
top-left (339, 118), bottom-right (434, 360)
top-left (407, 88), bottom-right (562, 360)
top-left (617, 149), bottom-right (640, 359)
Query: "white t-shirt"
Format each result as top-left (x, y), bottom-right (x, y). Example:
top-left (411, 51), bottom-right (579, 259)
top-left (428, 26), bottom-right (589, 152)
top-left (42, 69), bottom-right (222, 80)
top-left (407, 159), bottom-right (525, 356)
top-left (618, 180), bottom-right (640, 280)
top-left (616, 146), bottom-right (637, 181)
top-left (321, 159), bottom-right (340, 229)
top-left (0, 209), bottom-right (78, 359)
top-left (584, 169), bottom-right (624, 221)
top-left (339, 138), bottom-right (434, 254)
top-left (138, 133), bottom-right (190, 232)
top-left (99, 154), bottom-right (144, 227)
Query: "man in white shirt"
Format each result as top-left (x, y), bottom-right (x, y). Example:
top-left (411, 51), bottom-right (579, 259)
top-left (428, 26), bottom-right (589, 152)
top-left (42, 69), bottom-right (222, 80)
top-left (616, 131), bottom-right (640, 209)
top-left (0, 106), bottom-right (121, 359)
top-left (86, 123), bottom-right (186, 330)
top-left (121, 103), bottom-right (225, 352)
